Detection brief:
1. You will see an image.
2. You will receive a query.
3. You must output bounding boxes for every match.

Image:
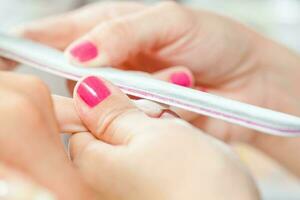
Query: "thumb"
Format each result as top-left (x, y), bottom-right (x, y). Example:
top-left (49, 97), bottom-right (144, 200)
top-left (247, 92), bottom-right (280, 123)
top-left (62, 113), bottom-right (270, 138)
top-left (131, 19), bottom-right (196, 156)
top-left (65, 1), bottom-right (192, 67)
top-left (73, 75), bottom-right (150, 145)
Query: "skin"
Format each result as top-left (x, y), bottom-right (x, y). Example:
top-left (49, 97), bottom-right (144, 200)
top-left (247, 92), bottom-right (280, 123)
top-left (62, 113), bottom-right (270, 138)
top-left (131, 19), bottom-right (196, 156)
top-left (0, 72), bottom-right (259, 199)
top-left (68, 76), bottom-right (260, 200)
top-left (0, 1), bottom-right (300, 198)
top-left (2, 1), bottom-right (299, 176)
top-left (0, 72), bottom-right (95, 200)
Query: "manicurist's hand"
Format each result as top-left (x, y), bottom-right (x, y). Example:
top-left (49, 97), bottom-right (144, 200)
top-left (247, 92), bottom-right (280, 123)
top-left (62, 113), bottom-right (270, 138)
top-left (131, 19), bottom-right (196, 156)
top-left (0, 72), bottom-right (95, 200)
top-left (59, 75), bottom-right (260, 200)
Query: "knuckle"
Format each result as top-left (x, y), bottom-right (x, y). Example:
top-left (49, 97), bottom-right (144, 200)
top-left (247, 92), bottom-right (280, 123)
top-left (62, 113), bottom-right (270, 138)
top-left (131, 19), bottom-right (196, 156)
top-left (91, 20), bottom-right (134, 61)
top-left (78, 142), bottom-right (99, 161)
top-left (93, 107), bottom-right (137, 140)
top-left (105, 20), bottom-right (132, 38)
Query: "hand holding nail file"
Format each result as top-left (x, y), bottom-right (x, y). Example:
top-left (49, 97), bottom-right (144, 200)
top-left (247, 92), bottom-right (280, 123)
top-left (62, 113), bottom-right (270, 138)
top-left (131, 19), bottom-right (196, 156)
top-left (0, 33), bottom-right (300, 136)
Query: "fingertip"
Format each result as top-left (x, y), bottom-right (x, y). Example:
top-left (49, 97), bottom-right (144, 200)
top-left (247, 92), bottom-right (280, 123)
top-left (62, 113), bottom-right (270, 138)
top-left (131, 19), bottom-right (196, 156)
top-left (73, 76), bottom-right (112, 110)
top-left (10, 16), bottom-right (79, 50)
top-left (169, 69), bottom-right (194, 88)
top-left (68, 41), bottom-right (98, 63)
top-left (154, 66), bottom-right (195, 88)
top-left (73, 75), bottom-right (146, 144)
top-left (66, 40), bottom-right (110, 67)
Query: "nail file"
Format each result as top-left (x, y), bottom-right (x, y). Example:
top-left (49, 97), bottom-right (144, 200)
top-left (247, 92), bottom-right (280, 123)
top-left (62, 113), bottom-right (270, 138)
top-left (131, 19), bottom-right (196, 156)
top-left (1, 33), bottom-right (300, 137)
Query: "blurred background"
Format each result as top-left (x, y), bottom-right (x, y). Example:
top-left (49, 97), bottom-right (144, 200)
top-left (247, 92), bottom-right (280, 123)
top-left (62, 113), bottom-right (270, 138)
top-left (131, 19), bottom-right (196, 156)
top-left (1, 0), bottom-right (300, 199)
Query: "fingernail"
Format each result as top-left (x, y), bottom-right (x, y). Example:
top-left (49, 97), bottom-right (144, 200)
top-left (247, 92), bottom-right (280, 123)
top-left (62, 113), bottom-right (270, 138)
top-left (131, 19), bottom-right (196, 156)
top-left (170, 72), bottom-right (192, 87)
top-left (77, 76), bottom-right (111, 107)
top-left (0, 179), bottom-right (56, 200)
top-left (70, 41), bottom-right (98, 62)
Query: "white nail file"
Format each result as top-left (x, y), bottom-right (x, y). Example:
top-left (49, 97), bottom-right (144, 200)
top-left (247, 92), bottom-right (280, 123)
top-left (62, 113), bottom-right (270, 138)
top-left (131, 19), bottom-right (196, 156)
top-left (1, 33), bottom-right (300, 137)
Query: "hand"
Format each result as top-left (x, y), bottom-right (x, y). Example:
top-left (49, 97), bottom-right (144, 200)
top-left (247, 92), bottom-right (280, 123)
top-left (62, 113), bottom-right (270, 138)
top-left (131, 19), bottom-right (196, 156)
top-left (0, 72), bottom-right (95, 200)
top-left (0, 1), bottom-right (288, 141)
top-left (3, 1), bottom-right (300, 176)
top-left (56, 75), bottom-right (260, 200)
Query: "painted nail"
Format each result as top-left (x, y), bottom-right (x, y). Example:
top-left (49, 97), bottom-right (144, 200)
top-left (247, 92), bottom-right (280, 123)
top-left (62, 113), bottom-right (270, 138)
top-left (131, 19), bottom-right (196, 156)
top-left (70, 41), bottom-right (98, 62)
top-left (170, 72), bottom-right (192, 87)
top-left (77, 76), bottom-right (111, 107)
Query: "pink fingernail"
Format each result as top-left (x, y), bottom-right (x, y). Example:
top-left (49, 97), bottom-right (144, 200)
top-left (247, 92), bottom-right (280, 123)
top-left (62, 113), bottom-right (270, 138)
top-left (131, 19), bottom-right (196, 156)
top-left (70, 41), bottom-right (98, 62)
top-left (170, 72), bottom-right (192, 87)
top-left (77, 76), bottom-right (111, 107)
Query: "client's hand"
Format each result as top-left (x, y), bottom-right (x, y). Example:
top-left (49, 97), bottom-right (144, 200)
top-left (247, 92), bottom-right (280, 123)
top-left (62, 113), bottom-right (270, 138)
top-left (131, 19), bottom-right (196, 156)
top-left (4, 0), bottom-right (300, 177)
top-left (64, 75), bottom-right (260, 200)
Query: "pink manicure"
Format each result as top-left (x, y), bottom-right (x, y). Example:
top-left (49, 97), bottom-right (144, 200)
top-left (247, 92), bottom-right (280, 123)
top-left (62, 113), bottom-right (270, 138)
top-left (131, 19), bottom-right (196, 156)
top-left (77, 76), bottom-right (111, 107)
top-left (70, 41), bottom-right (98, 62)
top-left (170, 72), bottom-right (192, 87)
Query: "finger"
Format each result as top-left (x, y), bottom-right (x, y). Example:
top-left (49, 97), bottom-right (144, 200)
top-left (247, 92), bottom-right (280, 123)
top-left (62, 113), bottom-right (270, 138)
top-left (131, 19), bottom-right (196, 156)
top-left (153, 66), bottom-right (194, 88)
top-left (153, 67), bottom-right (214, 124)
top-left (66, 1), bottom-right (192, 67)
top-left (68, 131), bottom-right (122, 196)
top-left (53, 95), bottom-right (87, 134)
top-left (73, 75), bottom-right (150, 145)
top-left (0, 90), bottom-right (94, 200)
top-left (0, 72), bottom-right (58, 132)
top-left (152, 66), bottom-right (199, 120)
top-left (54, 95), bottom-right (179, 135)
top-left (68, 132), bottom-right (114, 163)
top-left (12, 2), bottom-right (146, 51)
top-left (134, 99), bottom-right (180, 119)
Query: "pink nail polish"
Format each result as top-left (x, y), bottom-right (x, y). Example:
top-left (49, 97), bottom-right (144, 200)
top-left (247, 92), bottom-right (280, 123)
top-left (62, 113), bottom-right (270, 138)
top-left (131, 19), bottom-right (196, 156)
top-left (77, 76), bottom-right (111, 107)
top-left (170, 72), bottom-right (192, 87)
top-left (70, 41), bottom-right (98, 62)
